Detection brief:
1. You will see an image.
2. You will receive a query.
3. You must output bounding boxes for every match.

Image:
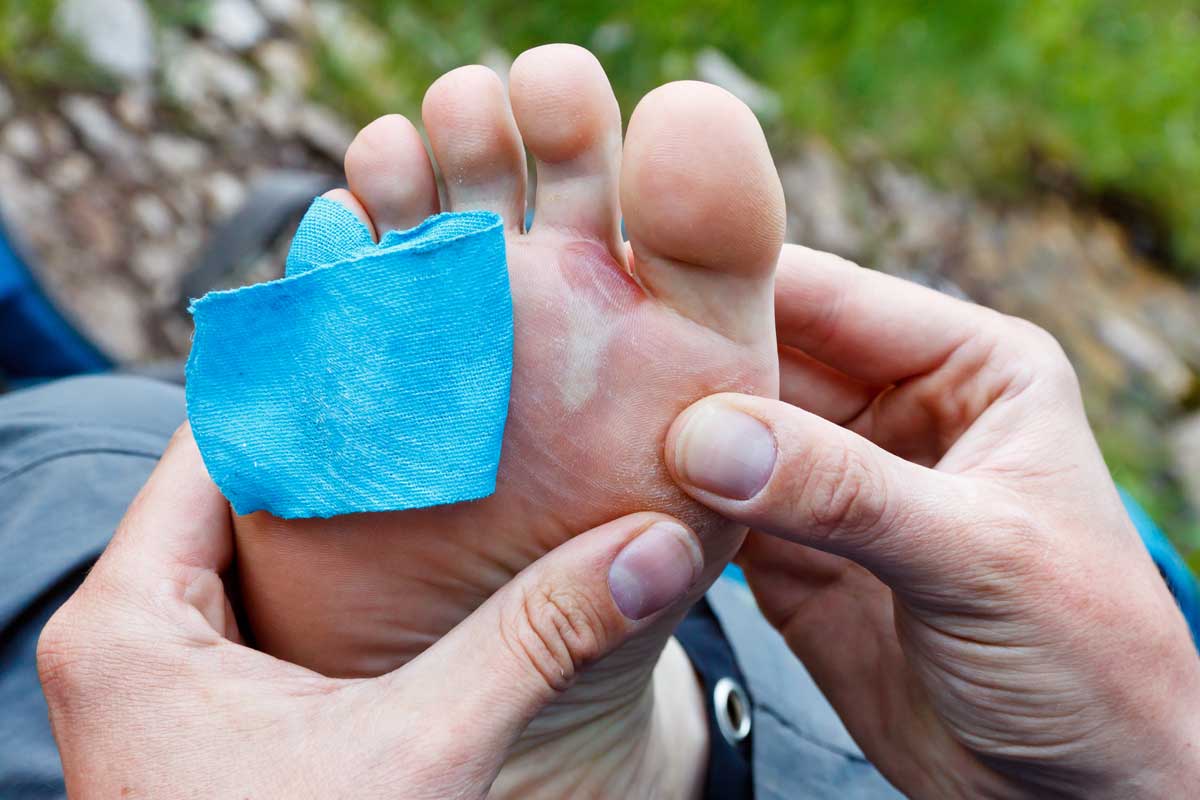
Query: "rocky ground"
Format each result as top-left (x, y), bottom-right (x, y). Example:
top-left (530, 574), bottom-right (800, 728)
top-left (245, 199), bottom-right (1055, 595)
top-left (3, 0), bottom-right (1198, 545)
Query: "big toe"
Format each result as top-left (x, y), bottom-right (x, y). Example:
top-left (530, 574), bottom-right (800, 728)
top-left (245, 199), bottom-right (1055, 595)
top-left (621, 81), bottom-right (784, 345)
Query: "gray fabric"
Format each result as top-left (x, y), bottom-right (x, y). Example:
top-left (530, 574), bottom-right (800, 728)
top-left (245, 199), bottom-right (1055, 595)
top-left (0, 374), bottom-right (901, 798)
top-left (706, 579), bottom-right (904, 798)
top-left (0, 376), bottom-right (181, 799)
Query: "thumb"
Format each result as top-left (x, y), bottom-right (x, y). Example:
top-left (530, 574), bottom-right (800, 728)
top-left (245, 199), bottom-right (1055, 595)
top-left (664, 393), bottom-right (969, 589)
top-left (375, 512), bottom-right (703, 761)
top-left (95, 423), bottom-right (234, 585)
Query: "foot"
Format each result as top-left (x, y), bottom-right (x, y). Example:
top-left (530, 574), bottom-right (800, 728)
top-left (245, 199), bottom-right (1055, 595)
top-left (233, 44), bottom-right (784, 796)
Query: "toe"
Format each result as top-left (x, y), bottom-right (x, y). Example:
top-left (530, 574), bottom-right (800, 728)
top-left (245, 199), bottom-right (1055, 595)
top-left (621, 81), bottom-right (785, 344)
top-left (509, 44), bottom-right (623, 258)
top-left (344, 115), bottom-right (439, 234)
top-left (422, 65), bottom-right (526, 230)
top-left (320, 188), bottom-right (375, 237)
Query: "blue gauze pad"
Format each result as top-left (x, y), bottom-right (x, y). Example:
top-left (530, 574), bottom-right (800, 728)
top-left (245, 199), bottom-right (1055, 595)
top-left (185, 197), bottom-right (513, 519)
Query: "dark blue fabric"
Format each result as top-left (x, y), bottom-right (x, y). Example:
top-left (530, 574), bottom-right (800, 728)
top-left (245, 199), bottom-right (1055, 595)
top-left (0, 222), bottom-right (110, 379)
top-left (676, 597), bottom-right (755, 799)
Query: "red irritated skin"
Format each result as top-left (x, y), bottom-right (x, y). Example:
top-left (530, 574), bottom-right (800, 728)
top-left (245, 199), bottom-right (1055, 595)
top-left (233, 44), bottom-right (784, 800)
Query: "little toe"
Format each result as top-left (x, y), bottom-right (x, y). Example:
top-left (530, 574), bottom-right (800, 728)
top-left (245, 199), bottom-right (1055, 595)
top-left (621, 81), bottom-right (785, 344)
top-left (509, 44), bottom-right (623, 258)
top-left (320, 188), bottom-right (375, 236)
top-left (422, 65), bottom-right (527, 230)
top-left (344, 115), bottom-right (439, 234)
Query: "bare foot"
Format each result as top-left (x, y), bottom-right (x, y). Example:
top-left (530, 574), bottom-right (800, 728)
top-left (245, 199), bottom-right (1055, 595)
top-left (233, 44), bottom-right (784, 797)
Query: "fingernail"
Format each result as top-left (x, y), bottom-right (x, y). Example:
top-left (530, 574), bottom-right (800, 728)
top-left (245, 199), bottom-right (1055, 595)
top-left (609, 521), bottom-right (704, 621)
top-left (672, 403), bottom-right (776, 500)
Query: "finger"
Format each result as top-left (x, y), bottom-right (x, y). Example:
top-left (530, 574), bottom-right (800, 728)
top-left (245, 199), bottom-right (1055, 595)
top-left (779, 344), bottom-right (877, 424)
top-left (99, 424), bottom-right (233, 582)
top-left (665, 393), bottom-right (968, 587)
top-left (373, 512), bottom-right (703, 764)
top-left (775, 244), bottom-right (1005, 385)
top-left (737, 530), bottom-right (904, 707)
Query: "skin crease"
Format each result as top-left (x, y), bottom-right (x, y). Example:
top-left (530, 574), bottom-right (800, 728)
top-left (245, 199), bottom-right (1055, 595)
top-left (233, 45), bottom-right (784, 799)
top-left (665, 244), bottom-right (1200, 799)
top-left (35, 427), bottom-right (710, 799)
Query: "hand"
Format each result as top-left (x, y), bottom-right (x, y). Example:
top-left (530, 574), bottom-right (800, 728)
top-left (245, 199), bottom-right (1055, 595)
top-left (664, 244), bottom-right (1200, 798)
top-left (37, 426), bottom-right (707, 799)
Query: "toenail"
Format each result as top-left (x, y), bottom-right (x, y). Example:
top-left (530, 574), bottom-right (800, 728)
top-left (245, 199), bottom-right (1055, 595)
top-left (671, 403), bottom-right (776, 500)
top-left (609, 521), bottom-right (703, 621)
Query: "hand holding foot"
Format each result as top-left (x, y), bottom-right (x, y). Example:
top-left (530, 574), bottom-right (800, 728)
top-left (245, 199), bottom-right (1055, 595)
top-left (666, 246), bottom-right (1200, 798)
top-left (38, 427), bottom-right (705, 798)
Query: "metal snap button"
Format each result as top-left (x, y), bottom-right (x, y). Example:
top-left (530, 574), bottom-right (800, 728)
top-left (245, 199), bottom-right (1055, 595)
top-left (713, 676), bottom-right (751, 746)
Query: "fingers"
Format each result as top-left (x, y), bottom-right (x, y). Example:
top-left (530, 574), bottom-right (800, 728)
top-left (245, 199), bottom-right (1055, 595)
top-left (373, 512), bottom-right (703, 765)
top-left (98, 424), bottom-right (234, 585)
top-left (665, 393), bottom-right (967, 586)
top-left (779, 344), bottom-right (877, 424)
top-left (775, 243), bottom-right (1005, 386)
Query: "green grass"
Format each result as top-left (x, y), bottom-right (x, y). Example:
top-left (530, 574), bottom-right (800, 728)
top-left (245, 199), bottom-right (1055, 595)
top-left (0, 0), bottom-right (113, 93)
top-left (321, 0), bottom-right (1200, 273)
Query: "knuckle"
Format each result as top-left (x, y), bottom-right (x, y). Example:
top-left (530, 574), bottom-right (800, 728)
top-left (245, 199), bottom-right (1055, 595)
top-left (794, 446), bottom-right (889, 541)
top-left (36, 605), bottom-right (98, 704)
top-left (1004, 317), bottom-right (1081, 393)
top-left (502, 583), bottom-right (613, 695)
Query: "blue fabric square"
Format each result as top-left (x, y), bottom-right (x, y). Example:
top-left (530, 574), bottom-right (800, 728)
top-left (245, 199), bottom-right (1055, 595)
top-left (186, 198), bottom-right (513, 519)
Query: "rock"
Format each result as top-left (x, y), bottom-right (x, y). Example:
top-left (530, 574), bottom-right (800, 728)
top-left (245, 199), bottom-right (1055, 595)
top-left (130, 241), bottom-right (185, 307)
top-left (254, 91), bottom-right (297, 137)
top-left (164, 41), bottom-right (260, 110)
top-left (114, 87), bottom-right (155, 130)
top-left (130, 193), bottom-right (174, 237)
top-left (311, 3), bottom-right (387, 75)
top-left (255, 39), bottom-right (310, 95)
top-left (60, 94), bottom-right (132, 157)
top-left (0, 82), bottom-right (12, 121)
top-left (205, 0), bottom-right (269, 51)
top-left (1094, 313), bottom-right (1195, 402)
top-left (780, 141), bottom-right (864, 257)
top-left (71, 278), bottom-right (149, 361)
top-left (297, 103), bottom-right (354, 161)
top-left (40, 117), bottom-right (74, 155)
top-left (46, 153), bottom-right (95, 192)
top-left (202, 172), bottom-right (246, 218)
top-left (257, 0), bottom-right (310, 29)
top-left (166, 184), bottom-right (205, 226)
top-left (1170, 414), bottom-right (1200, 515)
top-left (0, 155), bottom-right (56, 226)
top-left (873, 163), bottom-right (965, 254)
top-left (2, 119), bottom-right (43, 161)
top-left (63, 190), bottom-right (124, 263)
top-left (55, 0), bottom-right (157, 83)
top-left (694, 48), bottom-right (781, 120)
top-left (147, 134), bottom-right (210, 174)
top-left (59, 95), bottom-right (140, 167)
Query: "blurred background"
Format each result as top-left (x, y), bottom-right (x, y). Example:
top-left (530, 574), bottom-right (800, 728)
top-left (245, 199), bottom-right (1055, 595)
top-left (0, 0), bottom-right (1197, 564)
